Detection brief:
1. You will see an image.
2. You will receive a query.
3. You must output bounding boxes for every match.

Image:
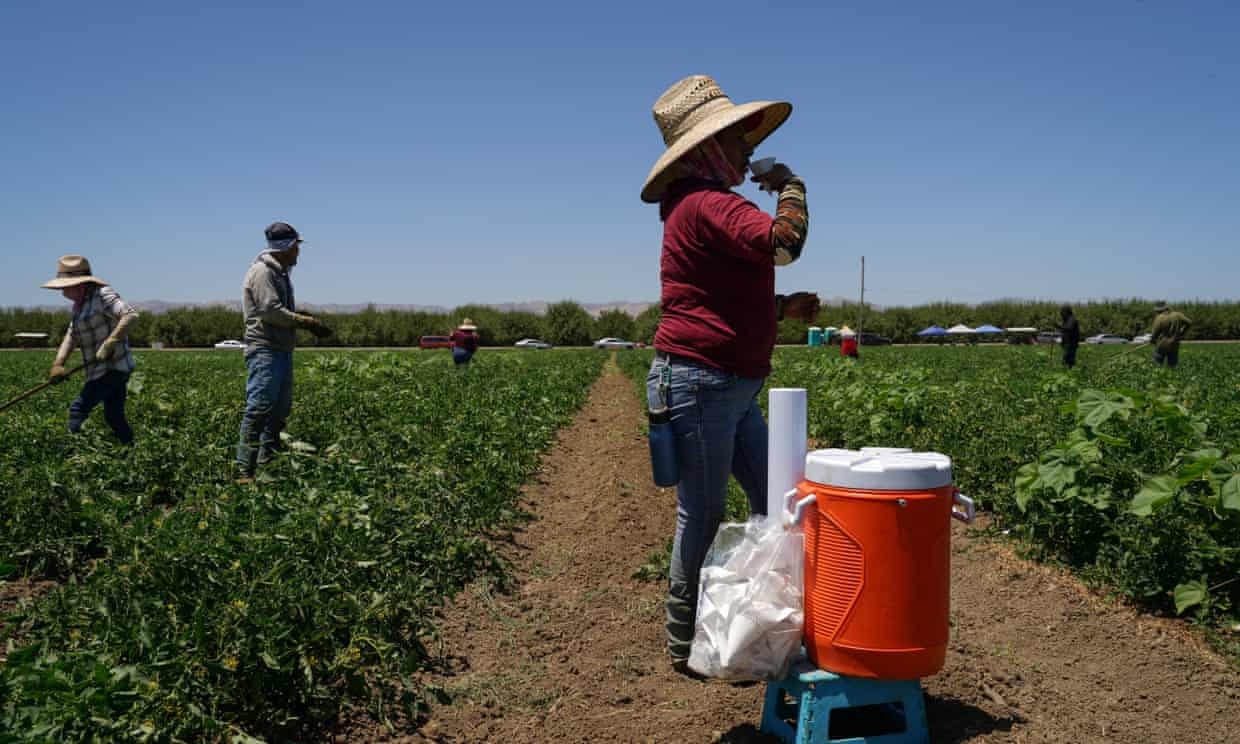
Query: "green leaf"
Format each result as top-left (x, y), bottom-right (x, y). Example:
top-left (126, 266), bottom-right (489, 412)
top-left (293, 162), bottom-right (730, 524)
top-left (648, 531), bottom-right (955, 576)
top-left (1066, 434), bottom-right (1102, 464)
top-left (1129, 475), bottom-right (1178, 517)
top-left (1176, 459), bottom-right (1217, 485)
top-left (1037, 461), bottom-right (1076, 496)
top-left (1187, 448), bottom-right (1223, 462)
top-left (1076, 389), bottom-right (1133, 430)
top-left (1173, 581), bottom-right (1207, 615)
top-left (1222, 474), bottom-right (1240, 512)
top-left (1014, 463), bottom-right (1040, 512)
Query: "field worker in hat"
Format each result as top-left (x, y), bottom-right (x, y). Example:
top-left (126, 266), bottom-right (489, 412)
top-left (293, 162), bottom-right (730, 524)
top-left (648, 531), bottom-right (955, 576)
top-left (1150, 303), bottom-right (1191, 368)
top-left (839, 328), bottom-right (859, 359)
top-left (450, 318), bottom-right (480, 366)
top-left (640, 74), bottom-right (819, 676)
top-left (42, 255), bottom-right (140, 444)
top-left (235, 222), bottom-right (333, 481)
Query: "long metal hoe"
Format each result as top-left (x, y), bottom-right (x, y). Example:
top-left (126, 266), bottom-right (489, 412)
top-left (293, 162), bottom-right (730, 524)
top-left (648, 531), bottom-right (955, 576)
top-left (0, 364), bottom-right (86, 413)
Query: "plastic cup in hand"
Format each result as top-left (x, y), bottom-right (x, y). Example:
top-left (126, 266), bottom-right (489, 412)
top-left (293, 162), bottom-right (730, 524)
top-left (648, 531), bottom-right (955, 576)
top-left (750, 157), bottom-right (778, 193)
top-left (749, 157), bottom-right (776, 177)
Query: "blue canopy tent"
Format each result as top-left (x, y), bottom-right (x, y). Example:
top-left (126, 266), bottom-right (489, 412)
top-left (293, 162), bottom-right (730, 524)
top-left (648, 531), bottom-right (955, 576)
top-left (916, 326), bottom-right (947, 337)
top-left (974, 324), bottom-right (1004, 334)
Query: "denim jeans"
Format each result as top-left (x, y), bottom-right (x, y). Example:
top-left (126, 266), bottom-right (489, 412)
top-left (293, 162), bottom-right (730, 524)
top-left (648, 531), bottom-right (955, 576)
top-left (452, 347), bottom-right (474, 365)
top-left (647, 355), bottom-right (768, 660)
top-left (69, 371), bottom-right (133, 444)
top-left (236, 348), bottom-right (293, 473)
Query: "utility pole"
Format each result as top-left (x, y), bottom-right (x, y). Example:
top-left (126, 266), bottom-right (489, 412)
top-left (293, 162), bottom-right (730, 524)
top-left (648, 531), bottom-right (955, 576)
top-left (858, 255), bottom-right (866, 339)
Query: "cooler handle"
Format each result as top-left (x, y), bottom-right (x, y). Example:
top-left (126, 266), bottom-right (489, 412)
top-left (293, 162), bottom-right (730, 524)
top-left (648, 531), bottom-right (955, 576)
top-left (783, 488), bottom-right (817, 527)
top-left (952, 490), bottom-right (975, 523)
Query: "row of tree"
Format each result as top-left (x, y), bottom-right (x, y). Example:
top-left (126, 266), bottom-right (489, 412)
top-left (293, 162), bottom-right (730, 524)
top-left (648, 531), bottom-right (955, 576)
top-left (2, 298), bottom-right (1234, 349)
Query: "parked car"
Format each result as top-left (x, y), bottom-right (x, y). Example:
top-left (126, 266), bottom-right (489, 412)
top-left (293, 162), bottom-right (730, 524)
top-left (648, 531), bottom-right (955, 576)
top-left (858, 332), bottom-right (892, 346)
top-left (1085, 334), bottom-right (1129, 345)
top-left (1035, 331), bottom-right (1061, 345)
top-left (213, 339), bottom-right (245, 350)
top-left (1132, 333), bottom-right (1152, 344)
top-left (418, 335), bottom-right (453, 349)
top-left (593, 337), bottom-right (636, 349)
top-left (514, 338), bottom-right (553, 349)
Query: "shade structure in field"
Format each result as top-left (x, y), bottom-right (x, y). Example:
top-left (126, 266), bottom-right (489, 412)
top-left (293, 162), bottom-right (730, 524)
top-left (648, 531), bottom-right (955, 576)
top-left (974, 324), bottom-right (1004, 334)
top-left (917, 326), bottom-right (947, 337)
top-left (946, 324), bottom-right (976, 334)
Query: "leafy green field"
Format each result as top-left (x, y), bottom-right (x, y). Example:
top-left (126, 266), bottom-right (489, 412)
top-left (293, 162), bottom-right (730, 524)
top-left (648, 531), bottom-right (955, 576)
top-left (619, 344), bottom-right (1240, 658)
top-left (0, 349), bottom-right (604, 741)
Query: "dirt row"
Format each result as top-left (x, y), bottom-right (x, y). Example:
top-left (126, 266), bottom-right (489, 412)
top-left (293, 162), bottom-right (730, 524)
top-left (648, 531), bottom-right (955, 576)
top-left (372, 360), bottom-right (1238, 743)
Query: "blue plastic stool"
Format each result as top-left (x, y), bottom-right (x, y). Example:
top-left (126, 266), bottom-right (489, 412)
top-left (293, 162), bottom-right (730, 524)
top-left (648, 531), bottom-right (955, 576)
top-left (760, 661), bottom-right (929, 744)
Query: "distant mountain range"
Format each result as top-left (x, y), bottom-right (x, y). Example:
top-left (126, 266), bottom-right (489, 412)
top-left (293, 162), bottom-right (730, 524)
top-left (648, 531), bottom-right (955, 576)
top-left (17, 296), bottom-right (868, 317)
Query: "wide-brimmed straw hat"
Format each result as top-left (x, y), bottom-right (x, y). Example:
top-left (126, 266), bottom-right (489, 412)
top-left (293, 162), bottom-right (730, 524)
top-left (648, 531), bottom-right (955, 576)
top-left (459, 318), bottom-right (478, 331)
top-left (641, 75), bottom-right (791, 203)
top-left (42, 255), bottom-right (107, 289)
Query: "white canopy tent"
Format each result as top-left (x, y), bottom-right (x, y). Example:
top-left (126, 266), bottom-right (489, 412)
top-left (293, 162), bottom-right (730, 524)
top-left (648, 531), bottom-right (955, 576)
top-left (945, 324), bottom-right (976, 334)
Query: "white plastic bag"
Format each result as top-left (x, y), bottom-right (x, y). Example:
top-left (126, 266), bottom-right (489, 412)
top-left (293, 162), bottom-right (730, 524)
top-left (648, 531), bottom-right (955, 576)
top-left (688, 517), bottom-right (804, 681)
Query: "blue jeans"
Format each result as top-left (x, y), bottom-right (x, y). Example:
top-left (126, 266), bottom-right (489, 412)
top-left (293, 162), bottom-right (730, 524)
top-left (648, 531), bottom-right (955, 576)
top-left (646, 355), bottom-right (768, 660)
top-left (236, 348), bottom-right (293, 473)
top-left (452, 347), bottom-right (474, 365)
top-left (69, 371), bottom-right (133, 444)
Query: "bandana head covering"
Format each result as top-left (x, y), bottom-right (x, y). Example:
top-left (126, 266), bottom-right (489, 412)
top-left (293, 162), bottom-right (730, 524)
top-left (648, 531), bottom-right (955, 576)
top-left (670, 136), bottom-right (746, 190)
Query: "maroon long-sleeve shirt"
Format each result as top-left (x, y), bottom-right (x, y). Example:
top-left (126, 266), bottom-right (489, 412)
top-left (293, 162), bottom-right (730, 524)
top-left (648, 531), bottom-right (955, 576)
top-left (654, 179), bottom-right (807, 378)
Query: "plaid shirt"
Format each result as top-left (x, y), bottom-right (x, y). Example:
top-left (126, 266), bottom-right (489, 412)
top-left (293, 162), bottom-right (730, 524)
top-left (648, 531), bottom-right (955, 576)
top-left (69, 285), bottom-right (137, 381)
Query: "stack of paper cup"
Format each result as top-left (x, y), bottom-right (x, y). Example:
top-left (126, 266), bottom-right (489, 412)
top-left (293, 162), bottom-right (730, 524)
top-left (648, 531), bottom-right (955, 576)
top-left (767, 388), bottom-right (807, 522)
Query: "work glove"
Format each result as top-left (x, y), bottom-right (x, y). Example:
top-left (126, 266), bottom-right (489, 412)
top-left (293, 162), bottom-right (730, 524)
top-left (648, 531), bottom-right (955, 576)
top-left (300, 315), bottom-right (334, 339)
top-left (95, 338), bottom-right (119, 361)
top-left (49, 364), bottom-right (69, 385)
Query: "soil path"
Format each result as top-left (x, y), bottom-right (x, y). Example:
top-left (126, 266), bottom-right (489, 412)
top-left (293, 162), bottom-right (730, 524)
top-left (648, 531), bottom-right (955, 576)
top-left (385, 361), bottom-right (1239, 743)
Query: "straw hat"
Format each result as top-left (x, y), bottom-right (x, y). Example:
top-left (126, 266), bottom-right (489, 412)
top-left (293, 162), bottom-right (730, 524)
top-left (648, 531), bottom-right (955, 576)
top-left (458, 318), bottom-right (478, 331)
top-left (42, 255), bottom-right (106, 289)
top-left (641, 75), bottom-right (791, 203)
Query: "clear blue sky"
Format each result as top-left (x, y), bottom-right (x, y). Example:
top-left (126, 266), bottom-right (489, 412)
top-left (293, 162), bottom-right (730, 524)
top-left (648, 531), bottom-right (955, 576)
top-left (3, 1), bottom-right (1237, 309)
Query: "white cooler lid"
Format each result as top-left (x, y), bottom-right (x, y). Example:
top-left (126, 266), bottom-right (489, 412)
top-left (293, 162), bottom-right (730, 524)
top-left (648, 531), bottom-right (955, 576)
top-left (804, 447), bottom-right (952, 490)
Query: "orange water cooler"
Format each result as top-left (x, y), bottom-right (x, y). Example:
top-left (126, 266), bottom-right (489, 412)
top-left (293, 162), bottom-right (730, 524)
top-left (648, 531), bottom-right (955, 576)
top-left (790, 447), bottom-right (974, 680)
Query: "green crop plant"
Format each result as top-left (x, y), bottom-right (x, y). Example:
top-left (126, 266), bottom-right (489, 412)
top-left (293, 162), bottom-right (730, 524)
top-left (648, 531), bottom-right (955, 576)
top-left (1, 349), bottom-right (604, 741)
top-left (619, 344), bottom-right (1240, 661)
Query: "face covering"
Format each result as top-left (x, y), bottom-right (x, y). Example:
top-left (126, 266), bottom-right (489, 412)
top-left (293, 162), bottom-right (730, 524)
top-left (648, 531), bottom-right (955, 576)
top-left (672, 135), bottom-right (745, 189)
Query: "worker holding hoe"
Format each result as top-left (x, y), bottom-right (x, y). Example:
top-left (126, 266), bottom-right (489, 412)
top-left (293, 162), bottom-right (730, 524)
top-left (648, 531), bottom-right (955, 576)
top-left (1151, 303), bottom-right (1191, 368)
top-left (639, 75), bottom-right (819, 677)
top-left (235, 222), bottom-right (333, 481)
top-left (41, 255), bottom-right (140, 444)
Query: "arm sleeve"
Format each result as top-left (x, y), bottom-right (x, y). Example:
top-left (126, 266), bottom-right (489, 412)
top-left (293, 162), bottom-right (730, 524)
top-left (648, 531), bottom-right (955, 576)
top-left (258, 308), bottom-right (303, 328)
top-left (696, 180), bottom-right (809, 266)
top-left (99, 287), bottom-right (139, 338)
top-left (99, 286), bottom-right (136, 319)
top-left (1151, 316), bottom-right (1166, 341)
top-left (771, 177), bottom-right (809, 266)
top-left (248, 269), bottom-right (303, 328)
top-left (53, 323), bottom-right (76, 366)
top-left (695, 191), bottom-right (778, 264)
